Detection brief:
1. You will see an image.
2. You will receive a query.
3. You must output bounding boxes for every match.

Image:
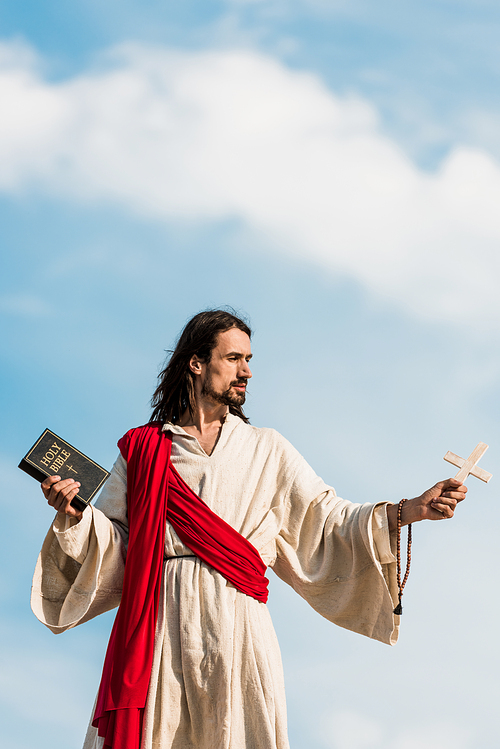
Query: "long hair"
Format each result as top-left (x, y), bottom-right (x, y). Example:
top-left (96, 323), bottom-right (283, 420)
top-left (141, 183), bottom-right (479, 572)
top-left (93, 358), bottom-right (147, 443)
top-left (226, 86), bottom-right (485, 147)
top-left (150, 309), bottom-right (252, 425)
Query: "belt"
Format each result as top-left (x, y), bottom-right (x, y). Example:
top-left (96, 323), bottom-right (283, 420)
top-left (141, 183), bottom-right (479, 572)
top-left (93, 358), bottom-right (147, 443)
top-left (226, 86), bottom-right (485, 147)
top-left (165, 554), bottom-right (197, 560)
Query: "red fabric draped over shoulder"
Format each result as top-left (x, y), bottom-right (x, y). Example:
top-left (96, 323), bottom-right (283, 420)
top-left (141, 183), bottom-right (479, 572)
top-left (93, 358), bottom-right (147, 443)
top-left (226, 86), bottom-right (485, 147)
top-left (92, 423), bottom-right (269, 749)
top-left (93, 422), bottom-right (170, 749)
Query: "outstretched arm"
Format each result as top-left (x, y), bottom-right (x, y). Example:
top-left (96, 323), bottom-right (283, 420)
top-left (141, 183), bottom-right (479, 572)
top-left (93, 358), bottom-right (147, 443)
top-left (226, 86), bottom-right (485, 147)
top-left (387, 477), bottom-right (467, 531)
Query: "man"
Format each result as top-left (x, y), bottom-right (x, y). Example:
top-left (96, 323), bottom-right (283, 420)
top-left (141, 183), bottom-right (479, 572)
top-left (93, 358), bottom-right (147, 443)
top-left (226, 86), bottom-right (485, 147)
top-left (33, 309), bottom-right (466, 749)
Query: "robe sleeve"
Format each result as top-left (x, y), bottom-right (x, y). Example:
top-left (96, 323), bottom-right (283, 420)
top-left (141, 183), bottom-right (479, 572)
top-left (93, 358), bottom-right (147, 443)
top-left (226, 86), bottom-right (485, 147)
top-left (30, 455), bottom-right (128, 634)
top-left (270, 443), bottom-right (400, 645)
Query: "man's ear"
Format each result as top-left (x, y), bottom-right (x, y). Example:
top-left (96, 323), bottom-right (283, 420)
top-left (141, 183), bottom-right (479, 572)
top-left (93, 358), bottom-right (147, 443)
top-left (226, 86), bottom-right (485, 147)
top-left (189, 355), bottom-right (203, 375)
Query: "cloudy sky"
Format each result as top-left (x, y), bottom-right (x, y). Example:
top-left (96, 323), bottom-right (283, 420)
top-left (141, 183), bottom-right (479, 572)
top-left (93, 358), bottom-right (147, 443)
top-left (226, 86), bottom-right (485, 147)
top-left (2, 1), bottom-right (500, 747)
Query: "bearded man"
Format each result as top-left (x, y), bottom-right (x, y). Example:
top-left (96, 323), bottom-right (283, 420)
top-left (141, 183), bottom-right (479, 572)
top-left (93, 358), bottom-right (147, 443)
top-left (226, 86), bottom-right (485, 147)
top-left (32, 309), bottom-right (467, 749)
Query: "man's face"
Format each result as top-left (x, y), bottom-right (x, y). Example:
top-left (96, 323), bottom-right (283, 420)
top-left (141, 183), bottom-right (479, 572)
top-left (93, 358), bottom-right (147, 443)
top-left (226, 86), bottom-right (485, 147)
top-left (199, 328), bottom-right (253, 407)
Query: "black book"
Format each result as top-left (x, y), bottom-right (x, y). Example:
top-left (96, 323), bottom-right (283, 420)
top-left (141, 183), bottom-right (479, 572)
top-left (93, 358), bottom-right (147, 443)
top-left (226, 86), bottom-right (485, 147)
top-left (19, 429), bottom-right (110, 512)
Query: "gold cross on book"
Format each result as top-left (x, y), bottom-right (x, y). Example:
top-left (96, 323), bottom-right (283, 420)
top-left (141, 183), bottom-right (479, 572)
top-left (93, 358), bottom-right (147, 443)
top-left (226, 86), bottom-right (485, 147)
top-left (444, 442), bottom-right (493, 483)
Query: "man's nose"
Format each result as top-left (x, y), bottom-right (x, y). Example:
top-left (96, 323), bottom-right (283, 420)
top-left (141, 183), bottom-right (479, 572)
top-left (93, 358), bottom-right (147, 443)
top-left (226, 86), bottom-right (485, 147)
top-left (240, 361), bottom-right (252, 379)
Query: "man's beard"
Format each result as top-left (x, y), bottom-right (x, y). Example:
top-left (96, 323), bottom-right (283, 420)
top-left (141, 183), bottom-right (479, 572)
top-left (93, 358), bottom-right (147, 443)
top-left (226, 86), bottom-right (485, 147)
top-left (201, 374), bottom-right (248, 407)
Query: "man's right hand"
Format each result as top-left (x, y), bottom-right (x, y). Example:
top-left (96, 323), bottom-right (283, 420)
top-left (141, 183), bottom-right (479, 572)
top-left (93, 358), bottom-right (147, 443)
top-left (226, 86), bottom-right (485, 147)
top-left (41, 476), bottom-right (83, 521)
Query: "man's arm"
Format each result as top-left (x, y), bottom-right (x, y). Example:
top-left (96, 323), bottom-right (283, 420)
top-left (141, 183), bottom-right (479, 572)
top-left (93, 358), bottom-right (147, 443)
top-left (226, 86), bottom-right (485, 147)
top-left (386, 477), bottom-right (467, 532)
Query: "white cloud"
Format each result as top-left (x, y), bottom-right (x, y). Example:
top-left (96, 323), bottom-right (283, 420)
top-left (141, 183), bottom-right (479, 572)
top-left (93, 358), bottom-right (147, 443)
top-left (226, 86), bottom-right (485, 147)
top-left (393, 723), bottom-right (471, 749)
top-left (320, 711), bottom-right (471, 749)
top-left (320, 710), bottom-right (383, 749)
top-left (1, 40), bottom-right (500, 327)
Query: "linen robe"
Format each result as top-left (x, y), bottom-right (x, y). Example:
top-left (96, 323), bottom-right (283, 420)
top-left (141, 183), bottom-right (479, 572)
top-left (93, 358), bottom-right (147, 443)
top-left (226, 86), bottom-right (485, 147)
top-left (31, 414), bottom-right (400, 749)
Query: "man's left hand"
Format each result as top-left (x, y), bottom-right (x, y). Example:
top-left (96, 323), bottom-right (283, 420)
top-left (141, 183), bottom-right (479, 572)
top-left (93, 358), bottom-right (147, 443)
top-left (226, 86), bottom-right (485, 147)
top-left (387, 478), bottom-right (468, 531)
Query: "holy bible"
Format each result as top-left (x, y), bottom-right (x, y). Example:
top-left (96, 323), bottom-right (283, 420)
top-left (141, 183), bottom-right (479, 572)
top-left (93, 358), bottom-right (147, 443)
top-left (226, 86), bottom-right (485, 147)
top-left (19, 429), bottom-right (110, 512)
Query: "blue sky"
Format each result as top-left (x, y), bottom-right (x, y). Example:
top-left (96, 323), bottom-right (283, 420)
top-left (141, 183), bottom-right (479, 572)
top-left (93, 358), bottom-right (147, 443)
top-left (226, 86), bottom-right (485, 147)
top-left (2, 2), bottom-right (500, 748)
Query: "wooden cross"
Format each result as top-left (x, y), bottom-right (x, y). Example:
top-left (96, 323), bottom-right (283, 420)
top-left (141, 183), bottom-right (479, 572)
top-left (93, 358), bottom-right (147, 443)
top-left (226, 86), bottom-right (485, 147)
top-left (444, 442), bottom-right (493, 483)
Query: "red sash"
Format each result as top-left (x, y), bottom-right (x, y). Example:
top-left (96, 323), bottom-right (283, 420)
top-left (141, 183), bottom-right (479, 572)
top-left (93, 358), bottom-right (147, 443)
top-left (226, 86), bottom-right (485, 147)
top-left (92, 423), bottom-right (269, 749)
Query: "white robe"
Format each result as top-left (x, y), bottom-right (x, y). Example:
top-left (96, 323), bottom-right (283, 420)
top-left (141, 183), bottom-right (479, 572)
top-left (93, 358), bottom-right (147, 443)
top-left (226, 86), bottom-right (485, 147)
top-left (31, 415), bottom-right (400, 749)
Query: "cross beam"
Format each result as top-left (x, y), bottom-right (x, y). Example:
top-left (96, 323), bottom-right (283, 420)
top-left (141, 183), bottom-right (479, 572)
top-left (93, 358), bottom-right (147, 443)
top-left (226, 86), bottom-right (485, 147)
top-left (443, 442), bottom-right (492, 483)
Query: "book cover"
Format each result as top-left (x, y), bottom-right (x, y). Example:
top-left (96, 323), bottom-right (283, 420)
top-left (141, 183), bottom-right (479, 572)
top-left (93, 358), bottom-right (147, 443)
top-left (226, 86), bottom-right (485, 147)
top-left (19, 429), bottom-right (110, 512)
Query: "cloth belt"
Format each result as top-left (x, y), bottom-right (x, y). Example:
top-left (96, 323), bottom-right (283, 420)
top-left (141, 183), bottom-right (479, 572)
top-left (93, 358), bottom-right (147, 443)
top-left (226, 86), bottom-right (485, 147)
top-left (165, 554), bottom-right (196, 559)
top-left (92, 422), bottom-right (269, 749)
